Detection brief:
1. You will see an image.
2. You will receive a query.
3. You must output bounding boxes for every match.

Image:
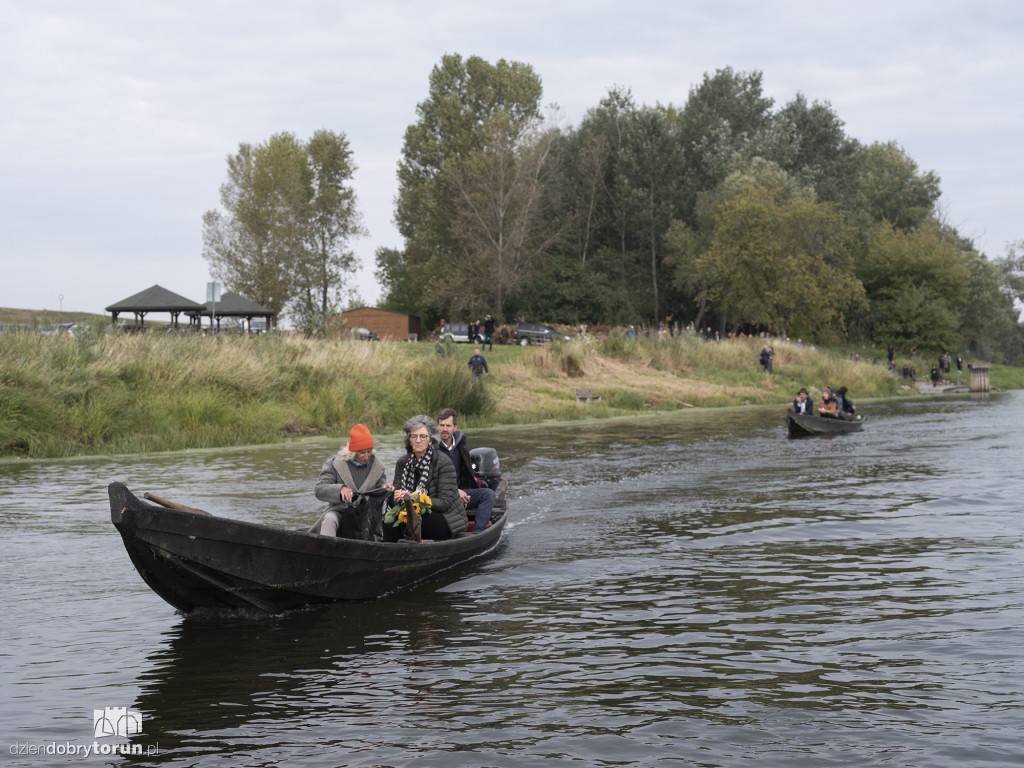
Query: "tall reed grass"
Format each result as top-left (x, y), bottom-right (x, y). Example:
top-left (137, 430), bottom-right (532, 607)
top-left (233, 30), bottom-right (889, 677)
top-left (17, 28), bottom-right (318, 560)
top-left (0, 332), bottom-right (498, 458)
top-left (0, 329), bottom-right (987, 459)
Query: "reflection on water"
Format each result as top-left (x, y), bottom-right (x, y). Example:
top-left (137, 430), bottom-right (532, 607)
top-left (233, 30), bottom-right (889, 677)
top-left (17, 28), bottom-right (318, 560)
top-left (2, 393), bottom-right (1023, 766)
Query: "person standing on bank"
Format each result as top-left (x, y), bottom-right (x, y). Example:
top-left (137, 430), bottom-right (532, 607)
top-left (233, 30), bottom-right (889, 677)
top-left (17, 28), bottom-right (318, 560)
top-left (483, 314), bottom-right (495, 351)
top-left (436, 407), bottom-right (496, 533)
top-left (313, 424), bottom-right (391, 537)
top-left (468, 347), bottom-right (489, 382)
top-left (387, 415), bottom-right (467, 542)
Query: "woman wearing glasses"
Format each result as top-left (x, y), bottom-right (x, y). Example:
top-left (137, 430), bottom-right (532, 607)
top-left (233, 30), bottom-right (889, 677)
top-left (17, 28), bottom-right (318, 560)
top-left (387, 414), bottom-right (468, 542)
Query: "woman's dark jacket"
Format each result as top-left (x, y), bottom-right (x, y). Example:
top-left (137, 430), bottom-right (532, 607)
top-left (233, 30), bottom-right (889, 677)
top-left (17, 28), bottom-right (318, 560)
top-left (391, 449), bottom-right (467, 536)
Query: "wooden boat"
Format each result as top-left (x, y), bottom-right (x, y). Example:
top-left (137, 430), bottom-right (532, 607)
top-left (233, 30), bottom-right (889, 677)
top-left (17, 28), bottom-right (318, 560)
top-left (109, 480), bottom-right (508, 614)
top-left (786, 410), bottom-right (864, 437)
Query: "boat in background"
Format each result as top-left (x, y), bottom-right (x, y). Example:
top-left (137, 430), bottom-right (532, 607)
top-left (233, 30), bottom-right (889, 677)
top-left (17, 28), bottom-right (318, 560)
top-left (786, 410), bottom-right (864, 437)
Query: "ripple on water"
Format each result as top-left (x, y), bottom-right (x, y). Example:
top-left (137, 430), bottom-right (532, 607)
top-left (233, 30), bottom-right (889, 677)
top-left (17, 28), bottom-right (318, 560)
top-left (3, 393), bottom-right (1023, 766)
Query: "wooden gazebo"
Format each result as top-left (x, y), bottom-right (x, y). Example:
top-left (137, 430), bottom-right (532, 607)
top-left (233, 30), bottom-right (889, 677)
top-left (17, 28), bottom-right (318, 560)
top-left (105, 285), bottom-right (205, 330)
top-left (189, 291), bottom-right (277, 333)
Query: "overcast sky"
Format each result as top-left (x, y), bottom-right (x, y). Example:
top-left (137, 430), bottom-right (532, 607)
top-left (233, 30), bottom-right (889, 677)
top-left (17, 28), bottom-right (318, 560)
top-left (3, 1), bottom-right (1022, 316)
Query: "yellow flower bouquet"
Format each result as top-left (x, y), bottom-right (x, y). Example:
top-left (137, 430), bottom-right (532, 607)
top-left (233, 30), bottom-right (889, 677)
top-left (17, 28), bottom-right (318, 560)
top-left (384, 492), bottom-right (432, 527)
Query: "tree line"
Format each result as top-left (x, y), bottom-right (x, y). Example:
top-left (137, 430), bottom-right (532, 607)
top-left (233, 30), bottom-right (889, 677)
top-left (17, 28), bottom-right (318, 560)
top-left (202, 54), bottom-right (1024, 360)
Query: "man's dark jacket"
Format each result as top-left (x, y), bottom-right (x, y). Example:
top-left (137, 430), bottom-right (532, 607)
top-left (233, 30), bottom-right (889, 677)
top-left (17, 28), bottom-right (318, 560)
top-left (439, 430), bottom-right (482, 490)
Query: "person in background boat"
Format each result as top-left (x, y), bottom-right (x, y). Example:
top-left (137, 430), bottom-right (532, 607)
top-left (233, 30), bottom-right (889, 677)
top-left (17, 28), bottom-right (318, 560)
top-left (793, 387), bottom-right (814, 415)
top-left (436, 407), bottom-right (496, 533)
top-left (388, 415), bottom-right (467, 542)
top-left (818, 386), bottom-right (839, 418)
top-left (313, 424), bottom-right (392, 538)
top-left (836, 386), bottom-right (857, 420)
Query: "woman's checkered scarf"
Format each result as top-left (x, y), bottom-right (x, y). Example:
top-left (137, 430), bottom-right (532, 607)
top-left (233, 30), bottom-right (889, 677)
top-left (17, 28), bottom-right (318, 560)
top-left (401, 444), bottom-right (433, 495)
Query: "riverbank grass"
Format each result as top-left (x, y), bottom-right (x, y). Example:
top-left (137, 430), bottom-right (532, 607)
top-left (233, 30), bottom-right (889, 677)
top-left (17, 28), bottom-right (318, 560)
top-left (0, 329), bottom-right (1007, 459)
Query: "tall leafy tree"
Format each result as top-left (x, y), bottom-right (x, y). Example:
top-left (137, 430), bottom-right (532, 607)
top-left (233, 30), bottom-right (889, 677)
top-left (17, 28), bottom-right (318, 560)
top-left (203, 131), bottom-right (363, 328)
top-left (389, 53), bottom-right (545, 319)
top-left (959, 249), bottom-right (1017, 357)
top-left (995, 240), bottom-right (1024, 307)
top-left (203, 134), bottom-right (308, 319)
top-left (677, 67), bottom-right (775, 225)
top-left (374, 246), bottom-right (422, 316)
top-left (549, 90), bottom-right (687, 325)
top-left (541, 88), bottom-right (643, 323)
top-left (615, 104), bottom-right (686, 325)
top-left (292, 129), bottom-right (365, 326)
top-left (444, 118), bottom-right (562, 318)
top-left (695, 160), bottom-right (862, 338)
top-left (855, 221), bottom-right (968, 347)
top-left (775, 93), bottom-right (862, 207)
top-left (854, 141), bottom-right (941, 231)
top-left (663, 219), bottom-right (709, 329)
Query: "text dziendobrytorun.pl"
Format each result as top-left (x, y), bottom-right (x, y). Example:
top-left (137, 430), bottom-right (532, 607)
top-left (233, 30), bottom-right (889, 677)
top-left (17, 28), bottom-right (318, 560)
top-left (9, 741), bottom-right (159, 758)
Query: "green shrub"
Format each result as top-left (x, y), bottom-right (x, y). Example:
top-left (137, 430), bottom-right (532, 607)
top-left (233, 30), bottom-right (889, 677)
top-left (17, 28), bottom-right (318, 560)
top-left (608, 392), bottom-right (645, 410)
top-left (411, 358), bottom-right (494, 420)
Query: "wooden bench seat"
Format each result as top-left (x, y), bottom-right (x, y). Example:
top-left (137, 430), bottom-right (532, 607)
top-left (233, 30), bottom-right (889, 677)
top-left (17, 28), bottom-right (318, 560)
top-left (575, 387), bottom-right (601, 402)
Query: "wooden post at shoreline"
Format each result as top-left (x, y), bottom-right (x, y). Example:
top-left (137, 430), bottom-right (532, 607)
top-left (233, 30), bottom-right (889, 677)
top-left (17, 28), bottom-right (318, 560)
top-left (967, 363), bottom-right (990, 392)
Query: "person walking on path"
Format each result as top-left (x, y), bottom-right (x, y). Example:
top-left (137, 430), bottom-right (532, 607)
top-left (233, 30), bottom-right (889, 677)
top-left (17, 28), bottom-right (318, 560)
top-left (468, 348), bottom-right (489, 383)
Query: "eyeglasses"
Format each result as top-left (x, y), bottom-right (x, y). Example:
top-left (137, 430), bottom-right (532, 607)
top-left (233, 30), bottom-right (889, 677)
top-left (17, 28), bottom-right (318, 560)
top-left (409, 433), bottom-right (430, 441)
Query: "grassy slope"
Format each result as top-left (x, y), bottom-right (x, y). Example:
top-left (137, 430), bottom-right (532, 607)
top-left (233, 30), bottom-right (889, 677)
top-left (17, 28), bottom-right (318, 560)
top-left (1, 319), bottom-right (1020, 459)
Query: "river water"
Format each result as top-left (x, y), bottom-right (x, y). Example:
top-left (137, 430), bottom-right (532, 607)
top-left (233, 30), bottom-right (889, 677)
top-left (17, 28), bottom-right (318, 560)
top-left (2, 392), bottom-right (1022, 767)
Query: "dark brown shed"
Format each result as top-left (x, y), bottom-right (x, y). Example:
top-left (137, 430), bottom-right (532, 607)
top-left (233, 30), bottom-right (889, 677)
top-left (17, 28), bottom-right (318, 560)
top-left (341, 307), bottom-right (421, 341)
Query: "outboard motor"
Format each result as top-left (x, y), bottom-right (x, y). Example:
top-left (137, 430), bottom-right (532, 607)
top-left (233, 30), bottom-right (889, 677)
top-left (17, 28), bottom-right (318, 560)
top-left (470, 447), bottom-right (502, 491)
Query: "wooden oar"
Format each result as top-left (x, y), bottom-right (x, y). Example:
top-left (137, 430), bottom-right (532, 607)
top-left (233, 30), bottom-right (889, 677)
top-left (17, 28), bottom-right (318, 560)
top-left (144, 492), bottom-right (212, 516)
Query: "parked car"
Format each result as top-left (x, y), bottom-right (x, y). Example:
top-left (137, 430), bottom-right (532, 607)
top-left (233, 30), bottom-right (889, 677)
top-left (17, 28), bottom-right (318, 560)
top-left (440, 322), bottom-right (479, 344)
top-left (348, 326), bottom-right (379, 341)
top-left (513, 322), bottom-right (570, 346)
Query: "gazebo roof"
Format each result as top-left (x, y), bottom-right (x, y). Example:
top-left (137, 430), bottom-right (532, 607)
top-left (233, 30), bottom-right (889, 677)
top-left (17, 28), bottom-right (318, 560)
top-left (190, 291), bottom-right (275, 318)
top-left (105, 284), bottom-right (205, 313)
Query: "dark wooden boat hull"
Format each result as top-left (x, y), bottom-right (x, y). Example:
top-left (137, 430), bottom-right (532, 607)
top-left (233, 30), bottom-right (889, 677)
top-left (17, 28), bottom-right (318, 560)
top-left (786, 411), bottom-right (864, 437)
top-left (109, 482), bottom-right (507, 614)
